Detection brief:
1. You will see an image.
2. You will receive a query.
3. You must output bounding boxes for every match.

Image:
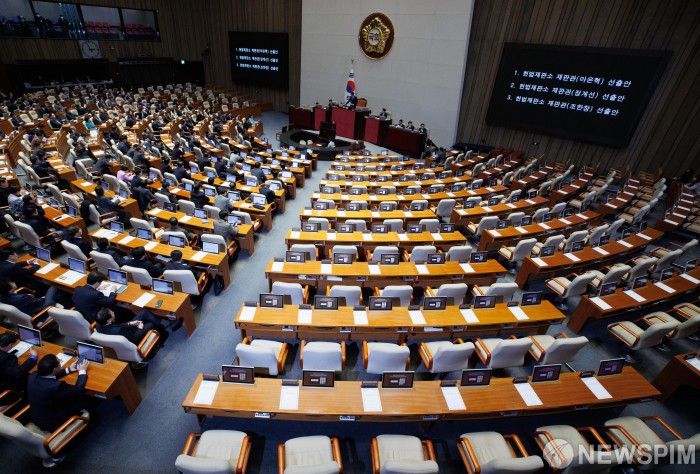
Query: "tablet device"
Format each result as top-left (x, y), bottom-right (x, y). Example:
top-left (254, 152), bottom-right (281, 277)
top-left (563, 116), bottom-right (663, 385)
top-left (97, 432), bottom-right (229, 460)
top-left (461, 369), bottom-right (492, 387)
top-left (153, 279), bottom-right (174, 295)
top-left (302, 370), bottom-right (335, 388)
top-left (36, 247), bottom-right (51, 264)
top-left (77, 341), bottom-right (105, 364)
top-left (259, 293), bottom-right (284, 308)
top-left (67, 205), bottom-right (78, 217)
top-left (470, 251), bottom-right (488, 263)
top-left (110, 221), bottom-right (125, 234)
top-left (382, 371), bottom-right (414, 389)
top-left (168, 234), bottom-right (186, 248)
top-left (597, 358), bottom-right (625, 377)
top-left (285, 251), bottom-right (306, 263)
top-left (108, 269), bottom-right (128, 285)
top-left (473, 295), bottom-right (496, 309)
top-left (228, 215), bottom-right (242, 226)
top-left (368, 296), bottom-right (393, 311)
top-left (521, 292), bottom-right (542, 306)
top-left (222, 365), bottom-right (255, 384)
top-left (314, 296), bottom-right (338, 310)
top-left (18, 324), bottom-right (42, 347)
top-left (163, 202), bottom-right (177, 213)
top-left (68, 257), bottom-right (86, 274)
top-left (228, 191), bottom-right (241, 201)
top-left (202, 241), bottom-right (219, 254)
top-left (532, 364), bottom-right (561, 383)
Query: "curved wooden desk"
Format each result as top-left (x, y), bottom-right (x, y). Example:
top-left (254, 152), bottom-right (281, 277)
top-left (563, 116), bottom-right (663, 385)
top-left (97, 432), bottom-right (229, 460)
top-left (299, 208), bottom-right (438, 227)
top-left (652, 353), bottom-right (700, 402)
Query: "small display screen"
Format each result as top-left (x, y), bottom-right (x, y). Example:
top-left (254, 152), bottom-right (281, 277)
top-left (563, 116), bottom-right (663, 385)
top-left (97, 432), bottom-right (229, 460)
top-left (259, 293), bottom-right (284, 308)
top-left (36, 247), bottom-right (51, 263)
top-left (380, 253), bottom-right (400, 265)
top-left (253, 195), bottom-right (267, 206)
top-left (302, 370), bottom-right (335, 388)
top-left (461, 369), bottom-right (492, 387)
top-left (470, 252), bottom-right (488, 263)
top-left (194, 208), bottom-right (207, 219)
top-left (153, 279), bottom-right (174, 295)
top-left (163, 202), bottom-right (176, 212)
top-left (110, 221), bottom-right (125, 233)
top-left (473, 295), bottom-right (496, 309)
top-left (632, 277), bottom-right (648, 289)
top-left (540, 245), bottom-right (556, 257)
top-left (521, 292), bottom-right (542, 306)
top-left (137, 228), bottom-right (153, 240)
top-left (202, 241), bottom-right (219, 254)
top-left (108, 269), bottom-right (128, 285)
top-left (18, 324), bottom-right (41, 346)
top-left (382, 371), bottom-right (414, 389)
top-left (314, 296), bottom-right (338, 310)
top-left (368, 296), bottom-right (393, 311)
top-left (599, 282), bottom-right (617, 296)
top-left (168, 235), bottom-right (186, 248)
top-left (222, 365), bottom-right (254, 384)
top-left (532, 364), bottom-right (562, 383)
top-left (285, 251), bottom-right (306, 263)
top-left (68, 257), bottom-right (86, 274)
top-left (423, 296), bottom-right (447, 311)
top-left (333, 253), bottom-right (354, 264)
top-left (427, 253), bottom-right (445, 264)
top-left (77, 341), bottom-right (104, 364)
top-left (598, 358), bottom-right (625, 376)
top-left (372, 224), bottom-right (388, 233)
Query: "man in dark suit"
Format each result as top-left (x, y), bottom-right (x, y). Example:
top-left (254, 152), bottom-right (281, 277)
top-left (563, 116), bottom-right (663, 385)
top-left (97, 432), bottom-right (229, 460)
top-left (27, 354), bottom-right (89, 433)
top-left (345, 92), bottom-right (358, 110)
top-left (65, 227), bottom-right (93, 258)
top-left (0, 280), bottom-right (62, 315)
top-left (72, 271), bottom-right (119, 323)
top-left (189, 182), bottom-right (208, 209)
top-left (94, 238), bottom-right (126, 267)
top-left (171, 143), bottom-right (183, 162)
top-left (48, 114), bottom-right (63, 129)
top-left (250, 161), bottom-right (266, 184)
top-left (173, 161), bottom-right (191, 182)
top-left (94, 307), bottom-right (167, 345)
top-left (126, 246), bottom-right (163, 278)
top-left (0, 249), bottom-right (41, 289)
top-left (91, 155), bottom-right (112, 175)
top-left (0, 332), bottom-right (38, 392)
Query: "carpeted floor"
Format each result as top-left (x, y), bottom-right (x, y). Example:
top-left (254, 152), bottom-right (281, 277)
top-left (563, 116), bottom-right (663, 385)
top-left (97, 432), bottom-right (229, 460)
top-left (1, 111), bottom-right (698, 472)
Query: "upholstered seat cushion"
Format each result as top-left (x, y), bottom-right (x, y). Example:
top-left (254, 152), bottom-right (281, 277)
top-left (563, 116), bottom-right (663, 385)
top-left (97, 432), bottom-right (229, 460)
top-left (249, 339), bottom-right (284, 358)
top-left (608, 322), bottom-right (644, 346)
top-left (528, 335), bottom-right (555, 360)
top-left (536, 424), bottom-right (620, 469)
top-left (176, 430), bottom-right (246, 473)
top-left (460, 431), bottom-right (544, 474)
top-left (605, 417), bottom-right (665, 447)
top-left (474, 338), bottom-right (501, 361)
top-left (545, 277), bottom-right (571, 295)
top-left (284, 436), bottom-right (338, 473)
top-left (376, 435), bottom-right (428, 463)
top-left (498, 247), bottom-right (514, 259)
top-left (303, 342), bottom-right (342, 371)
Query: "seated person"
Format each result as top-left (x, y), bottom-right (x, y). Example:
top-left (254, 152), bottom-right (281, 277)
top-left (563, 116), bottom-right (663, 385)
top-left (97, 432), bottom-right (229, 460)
top-left (21, 205), bottom-right (59, 244)
top-left (213, 210), bottom-right (238, 244)
top-left (94, 237), bottom-right (126, 267)
top-left (258, 183), bottom-right (276, 204)
top-left (0, 279), bottom-right (64, 315)
top-left (91, 154), bottom-right (112, 175)
top-left (126, 246), bottom-right (164, 278)
top-left (0, 332), bottom-right (37, 392)
top-left (94, 185), bottom-right (125, 221)
top-left (132, 181), bottom-right (155, 212)
top-left (72, 270), bottom-right (126, 323)
top-left (406, 121), bottom-right (415, 131)
top-left (129, 167), bottom-right (148, 189)
top-left (214, 187), bottom-right (234, 213)
top-left (117, 164), bottom-right (134, 183)
top-left (0, 249), bottom-right (42, 291)
top-left (64, 226), bottom-right (93, 258)
top-left (164, 217), bottom-right (194, 242)
top-left (94, 307), bottom-right (168, 345)
top-left (173, 161), bottom-right (191, 182)
top-left (161, 157), bottom-right (174, 176)
top-left (189, 182), bottom-right (208, 209)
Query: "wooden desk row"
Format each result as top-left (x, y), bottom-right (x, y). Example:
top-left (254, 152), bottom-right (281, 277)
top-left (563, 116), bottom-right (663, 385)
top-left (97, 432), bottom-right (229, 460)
top-left (182, 367), bottom-right (658, 424)
top-left (320, 175), bottom-right (474, 193)
top-left (70, 179), bottom-right (141, 221)
top-left (652, 353), bottom-right (700, 402)
top-left (299, 208), bottom-right (439, 227)
top-left (548, 172), bottom-right (594, 206)
top-left (569, 267), bottom-right (700, 333)
top-left (510, 165), bottom-right (556, 191)
top-left (515, 228), bottom-right (664, 288)
top-left (234, 301), bottom-right (564, 342)
top-left (450, 196), bottom-right (549, 228)
top-left (264, 259), bottom-right (507, 291)
top-left (1, 328), bottom-right (141, 415)
top-left (597, 184), bottom-right (639, 217)
top-left (22, 256), bottom-right (197, 336)
top-left (311, 185), bottom-right (509, 207)
top-left (653, 191), bottom-right (696, 233)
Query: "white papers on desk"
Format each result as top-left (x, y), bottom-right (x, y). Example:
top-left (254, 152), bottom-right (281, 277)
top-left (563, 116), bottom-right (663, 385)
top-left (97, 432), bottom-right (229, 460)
top-left (271, 261), bottom-right (284, 272)
top-left (460, 263), bottom-right (475, 273)
top-left (618, 240), bottom-right (633, 248)
top-left (12, 341), bottom-right (32, 357)
top-left (119, 235), bottom-right (136, 244)
top-left (93, 229), bottom-right (118, 239)
top-left (515, 383), bottom-right (543, 406)
top-left (441, 386), bottom-right (467, 410)
top-left (337, 210), bottom-right (346, 217)
top-left (133, 293), bottom-right (156, 308)
top-left (368, 265), bottom-right (381, 275)
top-left (171, 187), bottom-right (183, 193)
top-left (623, 290), bottom-right (646, 302)
top-left (361, 387), bottom-right (383, 412)
top-left (398, 233), bottom-right (408, 241)
top-left (687, 358), bottom-right (700, 372)
top-left (467, 190), bottom-right (476, 195)
top-left (191, 251), bottom-right (207, 261)
top-left (564, 253), bottom-right (580, 262)
top-left (571, 184), bottom-right (580, 189)
top-left (179, 215), bottom-right (192, 223)
top-left (56, 353), bottom-right (73, 368)
top-left (446, 192), bottom-right (456, 198)
top-left (678, 206), bottom-right (690, 212)
top-left (150, 209), bottom-right (162, 215)
top-left (489, 230), bottom-right (502, 237)
top-left (582, 377), bottom-right (612, 399)
top-left (290, 231), bottom-right (300, 239)
top-left (422, 193), bottom-right (431, 199)
top-left (279, 384), bottom-right (300, 410)
top-left (403, 211), bottom-right (413, 217)
top-left (36, 262), bottom-right (59, 275)
top-left (638, 233), bottom-right (652, 240)
top-left (408, 309), bottom-right (427, 325)
top-left (486, 187), bottom-right (495, 192)
top-left (593, 246), bottom-right (610, 255)
top-left (560, 219), bottom-right (572, 225)
top-left (302, 209), bottom-right (311, 215)
top-left (461, 308), bottom-right (479, 323)
top-left (56, 270), bottom-right (84, 285)
top-left (531, 258), bottom-right (547, 267)
top-left (525, 199), bottom-right (535, 205)
top-left (576, 213), bottom-right (587, 219)
top-left (415, 264), bottom-right (429, 275)
top-left (371, 211), bottom-right (380, 217)
top-left (298, 308), bottom-right (312, 324)
top-left (673, 212), bottom-right (685, 218)
top-left (362, 233), bottom-right (373, 241)
top-left (353, 309), bottom-right (368, 325)
top-left (321, 264), bottom-right (332, 274)
top-left (515, 226), bottom-right (527, 233)
top-left (144, 241), bottom-right (158, 251)
top-left (590, 297), bottom-right (612, 310)
top-left (430, 233), bottom-right (443, 240)
top-left (193, 380), bottom-right (218, 405)
top-left (327, 232), bottom-right (336, 240)
top-left (654, 282), bottom-right (675, 293)
top-left (538, 223), bottom-right (551, 230)
top-left (506, 203), bottom-right (517, 208)
top-left (482, 206), bottom-right (493, 213)
top-left (239, 306), bottom-right (256, 321)
top-left (680, 273), bottom-right (700, 284)
top-left (508, 305), bottom-right (529, 320)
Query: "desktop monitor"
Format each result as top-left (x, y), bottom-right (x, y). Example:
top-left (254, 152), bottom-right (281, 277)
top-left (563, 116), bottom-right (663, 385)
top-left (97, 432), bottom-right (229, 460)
top-left (540, 246), bottom-right (556, 257)
top-left (333, 253), bottom-right (354, 264)
top-left (184, 182), bottom-right (193, 192)
top-left (285, 251), bottom-right (306, 263)
top-left (137, 228), bottom-right (153, 240)
top-left (222, 365), bottom-right (255, 384)
top-left (403, 188), bottom-right (415, 195)
top-left (228, 215), bottom-right (242, 226)
top-left (599, 282), bottom-right (617, 296)
top-left (532, 364), bottom-right (562, 383)
top-left (571, 241), bottom-right (585, 252)
top-left (463, 201), bottom-right (475, 209)
top-left (153, 279), bottom-right (174, 295)
top-left (411, 202), bottom-right (427, 211)
top-left (77, 341), bottom-right (105, 364)
top-left (632, 276), bottom-right (648, 289)
top-left (18, 324), bottom-right (41, 347)
top-left (204, 187), bottom-right (215, 197)
top-left (194, 208), bottom-right (208, 219)
top-left (169, 235), bottom-right (186, 248)
top-left (470, 252), bottom-right (488, 263)
top-left (337, 223), bottom-right (354, 233)
top-left (407, 224), bottom-right (422, 234)
top-left (68, 257), bottom-right (86, 274)
top-left (119, 189), bottom-right (129, 200)
top-left (521, 216), bottom-right (533, 226)
top-left (372, 224), bottom-right (388, 234)
top-left (260, 293), bottom-right (284, 308)
top-left (381, 371), bottom-right (414, 389)
top-left (163, 202), bottom-right (177, 213)
top-left (110, 221), bottom-right (125, 234)
top-left (427, 253), bottom-right (445, 265)
top-left (440, 223), bottom-right (455, 233)
top-left (108, 269), bottom-right (128, 285)
top-left (302, 222), bottom-right (319, 232)
top-left (368, 296), bottom-right (393, 311)
top-left (496, 220), bottom-right (508, 229)
top-left (347, 203), bottom-right (361, 212)
top-left (67, 205), bottom-right (78, 217)
top-left (202, 241), bottom-right (219, 254)
top-left (473, 295), bottom-right (497, 309)
top-left (314, 296), bottom-right (339, 310)
top-left (379, 203), bottom-right (394, 212)
top-left (597, 358), bottom-right (625, 377)
top-left (461, 369), bottom-right (492, 387)
top-left (228, 191), bottom-right (241, 201)
top-left (35, 247), bottom-right (51, 264)
top-left (253, 195), bottom-right (267, 206)
top-left (380, 253), bottom-right (400, 265)
top-left (303, 370), bottom-right (335, 388)
top-left (423, 296), bottom-right (447, 311)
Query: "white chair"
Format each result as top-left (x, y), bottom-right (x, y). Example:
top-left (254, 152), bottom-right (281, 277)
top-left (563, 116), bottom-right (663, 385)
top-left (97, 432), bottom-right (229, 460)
top-left (271, 282), bottom-right (308, 305)
top-left (329, 285), bottom-right (362, 306)
top-left (90, 329), bottom-right (160, 367)
top-left (61, 240), bottom-right (90, 261)
top-left (370, 435), bottom-right (439, 474)
top-left (47, 308), bottom-right (92, 341)
top-left (622, 256), bottom-right (658, 287)
top-left (363, 341), bottom-right (410, 374)
top-left (278, 436), bottom-right (342, 474)
top-left (560, 230), bottom-right (589, 252)
top-left (289, 244), bottom-right (318, 261)
top-left (418, 218), bottom-right (440, 232)
top-left (344, 219), bottom-right (366, 231)
top-left (474, 337), bottom-right (533, 369)
top-left (434, 199), bottom-right (456, 222)
top-left (175, 430), bottom-right (251, 474)
top-left (498, 238), bottom-right (537, 271)
top-left (300, 340), bottom-right (346, 371)
top-left (121, 265), bottom-right (154, 287)
top-left (0, 302), bottom-right (53, 331)
top-left (466, 216), bottom-right (498, 239)
top-left (235, 338), bottom-right (288, 376)
top-left (665, 303), bottom-right (700, 340)
top-left (446, 245), bottom-right (473, 262)
top-left (529, 333), bottom-right (589, 365)
top-left (405, 245), bottom-right (437, 263)
top-left (458, 431), bottom-right (544, 474)
top-left (650, 238), bottom-right (698, 260)
top-left (308, 217), bottom-right (330, 231)
top-left (585, 224), bottom-right (609, 247)
top-left (471, 282), bottom-right (519, 303)
top-left (377, 286), bottom-right (413, 306)
top-left (368, 246), bottom-right (400, 263)
top-left (546, 272), bottom-right (597, 310)
top-left (590, 263), bottom-right (631, 289)
top-left (163, 270), bottom-right (208, 302)
top-left (383, 219), bottom-right (403, 232)
top-left (505, 212), bottom-right (525, 227)
top-left (535, 424), bottom-right (620, 474)
top-left (179, 200), bottom-right (196, 215)
top-left (425, 283), bottom-right (468, 306)
top-left (419, 339), bottom-right (475, 374)
top-left (608, 316), bottom-right (679, 362)
top-left (605, 218), bottom-right (625, 239)
top-left (648, 249), bottom-right (683, 276)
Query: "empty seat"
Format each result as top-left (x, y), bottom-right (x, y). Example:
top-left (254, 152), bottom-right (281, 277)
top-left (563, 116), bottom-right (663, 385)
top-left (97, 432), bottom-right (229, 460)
top-left (278, 436), bottom-right (342, 473)
top-left (363, 341), bottom-right (410, 374)
top-left (425, 283), bottom-right (468, 306)
top-left (175, 430), bottom-right (251, 474)
top-left (457, 431), bottom-right (544, 474)
top-left (329, 285), bottom-right (362, 306)
top-left (419, 339), bottom-right (475, 374)
top-left (528, 333), bottom-right (589, 365)
top-left (474, 336), bottom-right (532, 369)
top-left (471, 282), bottom-right (518, 303)
top-left (271, 282), bottom-right (309, 305)
top-left (300, 340), bottom-right (346, 371)
top-left (235, 338), bottom-right (289, 376)
top-left (377, 286), bottom-right (413, 306)
top-left (371, 435), bottom-right (439, 473)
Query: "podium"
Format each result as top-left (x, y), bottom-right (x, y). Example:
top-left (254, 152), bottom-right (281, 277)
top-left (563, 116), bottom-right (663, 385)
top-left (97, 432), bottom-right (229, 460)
top-left (364, 116), bottom-right (390, 145)
top-left (331, 106), bottom-right (369, 140)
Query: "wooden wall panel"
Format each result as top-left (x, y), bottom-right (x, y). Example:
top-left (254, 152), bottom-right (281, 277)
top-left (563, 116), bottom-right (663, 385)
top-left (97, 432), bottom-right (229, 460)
top-left (457, 0), bottom-right (700, 178)
top-left (0, 0), bottom-right (301, 112)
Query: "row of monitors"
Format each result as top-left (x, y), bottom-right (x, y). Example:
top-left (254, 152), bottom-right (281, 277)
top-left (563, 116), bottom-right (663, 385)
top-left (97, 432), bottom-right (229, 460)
top-left (15, 325), bottom-right (105, 364)
top-left (162, 175), bottom-right (285, 193)
top-left (216, 359), bottom-right (628, 388)
top-left (284, 249), bottom-right (484, 265)
top-left (158, 192), bottom-right (267, 210)
top-left (593, 259), bottom-right (697, 297)
top-left (105, 222), bottom-right (221, 253)
top-left (299, 222), bottom-right (455, 234)
top-left (256, 292), bottom-right (543, 311)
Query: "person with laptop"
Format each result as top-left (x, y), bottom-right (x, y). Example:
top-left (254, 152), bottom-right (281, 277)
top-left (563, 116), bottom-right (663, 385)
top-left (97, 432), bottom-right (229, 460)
top-left (0, 332), bottom-right (37, 392)
top-left (94, 237), bottom-right (127, 267)
top-left (213, 210), bottom-right (239, 244)
top-left (189, 182), bottom-right (208, 209)
top-left (213, 187), bottom-right (235, 213)
top-left (173, 160), bottom-right (191, 182)
top-left (27, 354), bottom-right (91, 434)
top-left (94, 307), bottom-right (168, 346)
top-left (65, 227), bottom-right (94, 259)
top-left (0, 249), bottom-right (43, 292)
top-left (73, 271), bottom-right (131, 323)
top-left (250, 161), bottom-right (267, 184)
top-left (0, 279), bottom-right (66, 315)
top-left (164, 217), bottom-right (195, 243)
top-left (126, 246), bottom-right (164, 278)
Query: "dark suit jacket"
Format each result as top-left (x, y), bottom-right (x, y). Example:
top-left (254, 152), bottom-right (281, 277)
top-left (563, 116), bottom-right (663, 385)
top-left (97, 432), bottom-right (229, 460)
top-left (173, 167), bottom-right (191, 182)
top-left (95, 322), bottom-right (143, 345)
top-left (0, 260), bottom-right (40, 287)
top-left (27, 370), bottom-right (87, 432)
top-left (94, 248), bottom-right (126, 267)
top-left (126, 257), bottom-right (163, 278)
top-left (67, 236), bottom-right (93, 258)
top-left (190, 191), bottom-right (208, 209)
top-left (0, 350), bottom-right (37, 392)
top-left (72, 285), bottom-right (116, 323)
top-left (0, 293), bottom-right (47, 315)
top-left (91, 157), bottom-right (111, 174)
top-left (250, 168), bottom-right (266, 184)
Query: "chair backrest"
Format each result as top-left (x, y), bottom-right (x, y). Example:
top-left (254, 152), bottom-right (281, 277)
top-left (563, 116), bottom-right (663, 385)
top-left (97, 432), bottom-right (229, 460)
top-left (600, 264), bottom-right (631, 286)
top-left (230, 211), bottom-right (253, 225)
top-left (89, 251), bottom-right (120, 274)
top-left (482, 283), bottom-right (518, 301)
top-left (61, 240), bottom-right (90, 261)
top-left (587, 225), bottom-right (609, 246)
top-left (550, 202), bottom-right (567, 216)
top-left (48, 308), bottom-right (92, 340)
top-left (103, 174), bottom-right (120, 193)
top-left (382, 219), bottom-right (403, 232)
top-left (540, 234), bottom-right (565, 250)
top-left (46, 183), bottom-right (64, 204)
top-left (540, 336), bottom-right (589, 365)
top-left (410, 246), bottom-right (437, 262)
top-left (15, 222), bottom-right (42, 248)
top-left (163, 270), bottom-right (200, 296)
top-left (89, 331), bottom-right (141, 362)
top-left (329, 285), bottom-right (361, 306)
top-left (446, 245), bottom-right (473, 262)
top-left (625, 257), bottom-right (658, 285)
top-left (271, 281), bottom-right (305, 305)
top-left (164, 172), bottom-right (178, 185)
top-left (0, 302), bottom-right (33, 326)
top-left (317, 198), bottom-right (336, 209)
top-left (435, 283), bottom-right (469, 305)
top-left (510, 238), bottom-right (537, 261)
top-left (154, 193), bottom-right (170, 207)
top-left (121, 265), bottom-right (153, 287)
top-left (380, 285), bottom-right (413, 306)
top-left (631, 205), bottom-right (650, 225)
top-left (62, 193), bottom-right (82, 210)
top-left (531, 208), bottom-right (550, 222)
top-left (475, 216), bottom-right (498, 236)
top-left (436, 199), bottom-right (456, 218)
top-left (4, 214), bottom-right (22, 240)
top-left (562, 230), bottom-right (589, 252)
top-left (344, 219), bottom-right (366, 231)
top-left (564, 272), bottom-right (597, 297)
top-left (636, 322), bottom-right (680, 349)
top-left (330, 245), bottom-right (358, 258)
top-left (652, 249), bottom-right (682, 273)
top-left (0, 413), bottom-right (49, 460)
top-left (606, 219), bottom-right (625, 238)
top-left (308, 217), bottom-right (329, 231)
top-left (489, 338), bottom-right (533, 369)
top-left (130, 217), bottom-right (154, 231)
top-left (671, 314), bottom-right (700, 340)
top-left (303, 342), bottom-right (342, 371)
top-left (418, 219), bottom-right (440, 232)
top-left (179, 200), bottom-right (196, 215)
top-left (290, 244), bottom-right (317, 261)
top-left (430, 342), bottom-right (475, 373)
top-left (235, 343), bottom-right (280, 375)
top-left (506, 212), bottom-right (525, 227)
top-left (679, 239), bottom-right (698, 254)
top-left (371, 246), bottom-right (400, 263)
top-left (366, 343), bottom-right (410, 374)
